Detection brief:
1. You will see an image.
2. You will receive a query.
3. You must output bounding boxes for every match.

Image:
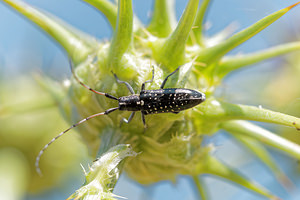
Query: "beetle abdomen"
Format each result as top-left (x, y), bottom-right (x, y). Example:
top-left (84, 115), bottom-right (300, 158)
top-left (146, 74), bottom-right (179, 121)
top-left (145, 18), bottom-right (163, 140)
top-left (140, 88), bottom-right (205, 115)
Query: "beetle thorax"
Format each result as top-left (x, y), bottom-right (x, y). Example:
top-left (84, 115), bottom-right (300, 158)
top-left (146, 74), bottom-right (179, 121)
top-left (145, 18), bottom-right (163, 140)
top-left (118, 95), bottom-right (142, 111)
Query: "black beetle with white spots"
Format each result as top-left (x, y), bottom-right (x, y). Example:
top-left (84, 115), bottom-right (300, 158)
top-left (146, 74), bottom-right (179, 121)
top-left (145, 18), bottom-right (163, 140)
top-left (35, 60), bottom-right (206, 176)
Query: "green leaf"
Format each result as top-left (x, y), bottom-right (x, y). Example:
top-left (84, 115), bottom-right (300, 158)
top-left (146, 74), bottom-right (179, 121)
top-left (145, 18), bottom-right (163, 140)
top-left (147, 0), bottom-right (177, 37)
top-left (108, 0), bottom-right (134, 70)
top-left (196, 1), bottom-right (300, 66)
top-left (161, 60), bottom-right (194, 89)
top-left (217, 42), bottom-right (300, 78)
top-left (152, 0), bottom-right (200, 69)
top-left (83, 0), bottom-right (118, 29)
top-left (2, 0), bottom-right (97, 64)
top-left (220, 120), bottom-right (300, 160)
top-left (68, 144), bottom-right (137, 200)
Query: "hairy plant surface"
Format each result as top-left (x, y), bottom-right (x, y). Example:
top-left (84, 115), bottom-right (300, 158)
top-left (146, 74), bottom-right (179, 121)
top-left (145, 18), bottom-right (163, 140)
top-left (2, 0), bottom-right (300, 199)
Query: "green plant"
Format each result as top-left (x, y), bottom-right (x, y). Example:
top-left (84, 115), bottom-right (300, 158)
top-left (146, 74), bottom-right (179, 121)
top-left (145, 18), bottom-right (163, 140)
top-left (0, 77), bottom-right (85, 197)
top-left (2, 0), bottom-right (300, 199)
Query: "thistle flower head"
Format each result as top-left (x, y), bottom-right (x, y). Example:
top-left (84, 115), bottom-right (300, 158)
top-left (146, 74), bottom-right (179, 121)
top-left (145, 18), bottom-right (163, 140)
top-left (2, 0), bottom-right (300, 199)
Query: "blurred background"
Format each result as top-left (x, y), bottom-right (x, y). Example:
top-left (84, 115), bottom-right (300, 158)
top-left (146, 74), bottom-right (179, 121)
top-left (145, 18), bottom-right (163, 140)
top-left (0, 0), bottom-right (300, 199)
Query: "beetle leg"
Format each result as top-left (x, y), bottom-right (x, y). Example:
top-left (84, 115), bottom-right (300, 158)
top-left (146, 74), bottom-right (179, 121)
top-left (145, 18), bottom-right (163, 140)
top-left (160, 66), bottom-right (180, 89)
top-left (120, 112), bottom-right (135, 127)
top-left (141, 66), bottom-right (155, 91)
top-left (141, 112), bottom-right (147, 129)
top-left (112, 72), bottom-right (135, 94)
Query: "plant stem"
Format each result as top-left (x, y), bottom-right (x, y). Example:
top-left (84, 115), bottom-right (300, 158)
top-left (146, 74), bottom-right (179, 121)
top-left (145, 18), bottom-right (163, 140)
top-left (220, 120), bottom-right (300, 160)
top-left (192, 175), bottom-right (207, 200)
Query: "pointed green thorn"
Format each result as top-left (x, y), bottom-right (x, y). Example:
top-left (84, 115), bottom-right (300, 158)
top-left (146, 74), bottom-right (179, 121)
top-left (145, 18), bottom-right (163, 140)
top-left (191, 0), bottom-right (211, 46)
top-left (198, 155), bottom-right (279, 200)
top-left (2, 0), bottom-right (97, 64)
top-left (194, 98), bottom-right (300, 133)
top-left (196, 1), bottom-right (300, 66)
top-left (218, 42), bottom-right (300, 78)
top-left (192, 176), bottom-right (208, 200)
top-left (233, 134), bottom-right (293, 191)
top-left (147, 0), bottom-right (177, 37)
top-left (220, 120), bottom-right (300, 160)
top-left (108, 0), bottom-right (133, 70)
top-left (83, 0), bottom-right (118, 29)
top-left (152, 0), bottom-right (200, 69)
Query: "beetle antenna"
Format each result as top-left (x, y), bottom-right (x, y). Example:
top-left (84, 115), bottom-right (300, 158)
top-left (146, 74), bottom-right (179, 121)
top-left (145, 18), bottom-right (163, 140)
top-left (35, 107), bottom-right (119, 176)
top-left (69, 58), bottom-right (118, 101)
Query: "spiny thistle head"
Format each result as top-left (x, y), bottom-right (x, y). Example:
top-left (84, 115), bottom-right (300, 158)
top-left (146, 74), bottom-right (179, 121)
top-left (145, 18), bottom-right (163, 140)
top-left (2, 0), bottom-right (300, 199)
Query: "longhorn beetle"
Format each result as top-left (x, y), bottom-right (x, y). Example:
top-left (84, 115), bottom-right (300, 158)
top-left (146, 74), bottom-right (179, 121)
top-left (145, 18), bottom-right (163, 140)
top-left (35, 60), bottom-right (206, 175)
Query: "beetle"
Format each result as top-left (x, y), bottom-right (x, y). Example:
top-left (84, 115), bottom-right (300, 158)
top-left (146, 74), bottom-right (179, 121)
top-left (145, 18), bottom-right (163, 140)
top-left (35, 60), bottom-right (206, 175)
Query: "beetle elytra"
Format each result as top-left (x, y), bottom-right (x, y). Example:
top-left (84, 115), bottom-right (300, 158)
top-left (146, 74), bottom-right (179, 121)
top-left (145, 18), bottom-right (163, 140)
top-left (35, 60), bottom-right (205, 175)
